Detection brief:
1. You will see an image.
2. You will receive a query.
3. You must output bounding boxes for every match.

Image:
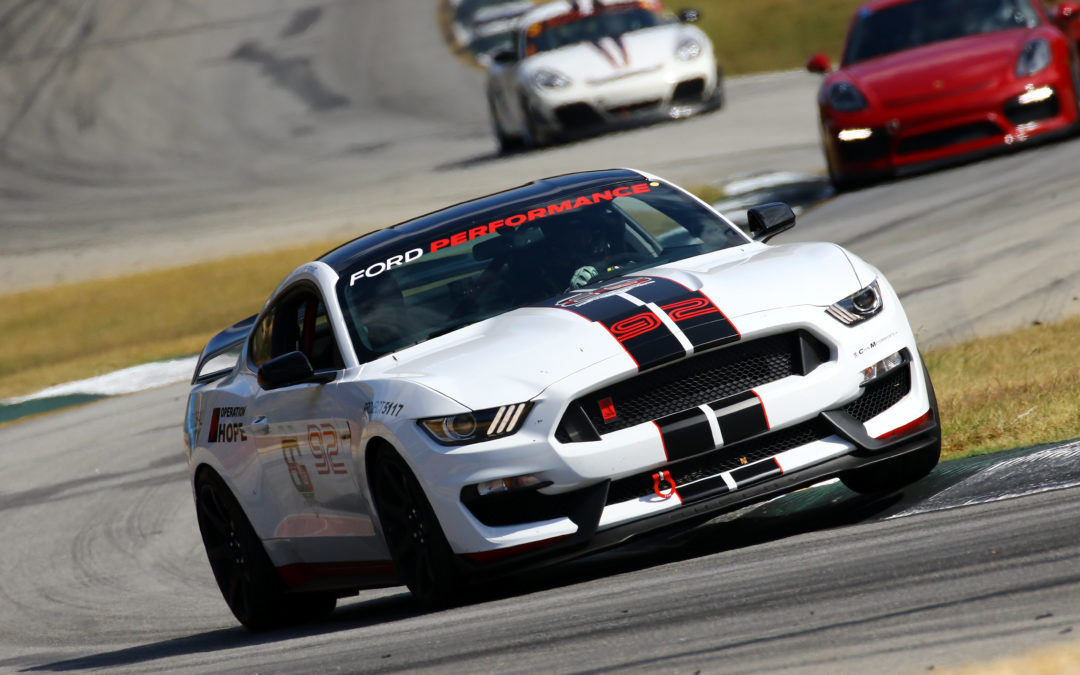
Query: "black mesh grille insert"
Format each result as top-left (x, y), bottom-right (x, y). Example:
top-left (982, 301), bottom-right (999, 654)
top-left (672, 78), bottom-right (705, 104)
top-left (842, 365), bottom-right (911, 422)
top-left (555, 103), bottom-right (604, 129)
top-left (897, 121), bottom-right (1000, 155)
top-left (1004, 95), bottom-right (1059, 126)
top-left (606, 418), bottom-right (833, 504)
top-left (571, 332), bottom-right (817, 435)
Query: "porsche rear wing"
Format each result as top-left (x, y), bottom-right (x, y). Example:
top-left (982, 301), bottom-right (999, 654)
top-left (191, 315), bottom-right (256, 385)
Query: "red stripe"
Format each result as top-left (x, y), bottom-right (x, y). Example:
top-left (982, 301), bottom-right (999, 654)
top-left (650, 276), bottom-right (742, 339)
top-left (875, 409), bottom-right (933, 440)
top-left (588, 40), bottom-right (619, 68)
top-left (548, 305), bottom-right (642, 369)
top-left (751, 389), bottom-right (771, 429)
top-left (652, 420), bottom-right (669, 460)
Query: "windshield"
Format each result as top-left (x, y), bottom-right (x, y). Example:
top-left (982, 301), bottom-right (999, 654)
top-left (525, 6), bottom-right (674, 55)
top-left (843, 0), bottom-right (1040, 65)
top-left (336, 180), bottom-right (748, 363)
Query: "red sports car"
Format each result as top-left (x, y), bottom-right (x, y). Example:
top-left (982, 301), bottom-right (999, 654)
top-left (807, 0), bottom-right (1080, 189)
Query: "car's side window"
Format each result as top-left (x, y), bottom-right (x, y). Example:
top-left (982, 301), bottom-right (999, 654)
top-left (249, 286), bottom-right (344, 372)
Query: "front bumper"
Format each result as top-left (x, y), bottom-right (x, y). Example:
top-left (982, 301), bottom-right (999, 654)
top-left (454, 392), bottom-right (940, 577)
top-left (528, 58), bottom-right (720, 136)
top-left (407, 291), bottom-right (934, 564)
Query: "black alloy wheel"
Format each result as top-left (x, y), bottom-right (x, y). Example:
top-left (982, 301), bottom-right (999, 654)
top-left (371, 450), bottom-right (465, 608)
top-left (196, 471), bottom-right (335, 630)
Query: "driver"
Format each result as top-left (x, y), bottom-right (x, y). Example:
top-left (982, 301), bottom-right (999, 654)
top-left (529, 209), bottom-right (618, 294)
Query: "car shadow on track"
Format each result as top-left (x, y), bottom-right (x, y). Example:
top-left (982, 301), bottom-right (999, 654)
top-left (29, 458), bottom-right (999, 671)
top-left (23, 593), bottom-right (424, 672)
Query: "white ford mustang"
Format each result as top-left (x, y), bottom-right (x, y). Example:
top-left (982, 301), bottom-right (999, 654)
top-left (486, 0), bottom-right (723, 151)
top-left (185, 169), bottom-right (940, 629)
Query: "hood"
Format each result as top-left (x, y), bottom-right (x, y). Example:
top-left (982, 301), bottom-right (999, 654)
top-left (842, 29), bottom-right (1031, 108)
top-left (523, 24), bottom-right (693, 84)
top-left (371, 242), bottom-right (861, 409)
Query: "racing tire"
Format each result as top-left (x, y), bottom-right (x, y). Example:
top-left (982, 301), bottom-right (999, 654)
top-left (1071, 57), bottom-right (1080, 135)
top-left (840, 363), bottom-right (941, 494)
top-left (519, 93), bottom-right (550, 148)
top-left (196, 470), bottom-right (336, 631)
top-left (711, 65), bottom-right (725, 110)
top-left (371, 448), bottom-right (466, 608)
top-left (828, 162), bottom-right (862, 194)
top-left (840, 441), bottom-right (940, 495)
top-left (489, 96), bottom-right (523, 154)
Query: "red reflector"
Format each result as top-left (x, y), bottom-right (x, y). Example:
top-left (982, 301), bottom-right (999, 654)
top-left (875, 409), bottom-right (933, 440)
top-left (598, 397), bottom-right (617, 422)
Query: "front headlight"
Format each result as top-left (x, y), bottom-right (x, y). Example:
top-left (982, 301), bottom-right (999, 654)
top-left (826, 81), bottom-right (868, 112)
top-left (826, 280), bottom-right (883, 325)
top-left (419, 402), bottom-right (534, 445)
top-left (1016, 39), bottom-right (1051, 77)
top-left (533, 69), bottom-right (571, 89)
top-left (676, 39), bottom-right (702, 61)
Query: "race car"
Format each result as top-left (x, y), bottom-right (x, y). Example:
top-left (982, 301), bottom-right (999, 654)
top-left (807, 0), bottom-right (1080, 189)
top-left (184, 169), bottom-right (941, 630)
top-left (486, 0), bottom-right (723, 151)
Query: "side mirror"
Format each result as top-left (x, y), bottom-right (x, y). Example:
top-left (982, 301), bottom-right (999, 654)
top-left (1056, 1), bottom-right (1080, 22)
top-left (747, 202), bottom-right (796, 243)
top-left (806, 53), bottom-right (833, 74)
top-left (258, 351), bottom-right (335, 390)
top-left (490, 48), bottom-right (518, 65)
top-left (677, 8), bottom-right (700, 23)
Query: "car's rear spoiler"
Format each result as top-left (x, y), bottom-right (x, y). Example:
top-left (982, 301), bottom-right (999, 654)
top-left (191, 314), bottom-right (257, 385)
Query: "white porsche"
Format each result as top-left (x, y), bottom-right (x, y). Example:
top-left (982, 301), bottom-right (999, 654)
top-left (185, 169), bottom-right (940, 630)
top-left (486, 0), bottom-right (724, 151)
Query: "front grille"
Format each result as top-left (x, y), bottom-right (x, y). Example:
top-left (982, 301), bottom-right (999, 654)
top-left (897, 121), bottom-right (1000, 155)
top-left (606, 418), bottom-right (832, 504)
top-left (604, 364), bottom-right (912, 506)
top-left (843, 365), bottom-right (911, 422)
top-left (555, 103), bottom-right (604, 129)
top-left (607, 100), bottom-right (662, 117)
top-left (566, 331), bottom-right (825, 436)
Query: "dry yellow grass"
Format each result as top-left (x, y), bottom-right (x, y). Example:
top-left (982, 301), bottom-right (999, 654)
top-left (0, 240), bottom-right (335, 400)
top-left (935, 640), bottom-right (1080, 675)
top-left (925, 315), bottom-right (1080, 460)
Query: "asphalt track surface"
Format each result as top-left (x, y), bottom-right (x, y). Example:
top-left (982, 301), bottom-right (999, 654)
top-left (2, 1), bottom-right (1080, 673)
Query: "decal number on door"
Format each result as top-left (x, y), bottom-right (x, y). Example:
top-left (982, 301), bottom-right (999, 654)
top-left (308, 424), bottom-right (347, 475)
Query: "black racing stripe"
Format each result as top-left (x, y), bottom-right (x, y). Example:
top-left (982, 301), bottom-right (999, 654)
top-left (656, 407), bottom-right (715, 462)
top-left (600, 306), bottom-right (685, 370)
top-left (729, 458), bottom-right (782, 486)
top-left (710, 391), bottom-right (769, 445)
top-left (661, 295), bottom-right (739, 352)
top-left (674, 474), bottom-right (729, 502)
top-left (625, 277), bottom-right (740, 352)
top-left (544, 279), bottom-right (686, 371)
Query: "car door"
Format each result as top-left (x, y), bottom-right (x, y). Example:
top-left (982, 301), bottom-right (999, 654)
top-left (248, 283), bottom-right (383, 565)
